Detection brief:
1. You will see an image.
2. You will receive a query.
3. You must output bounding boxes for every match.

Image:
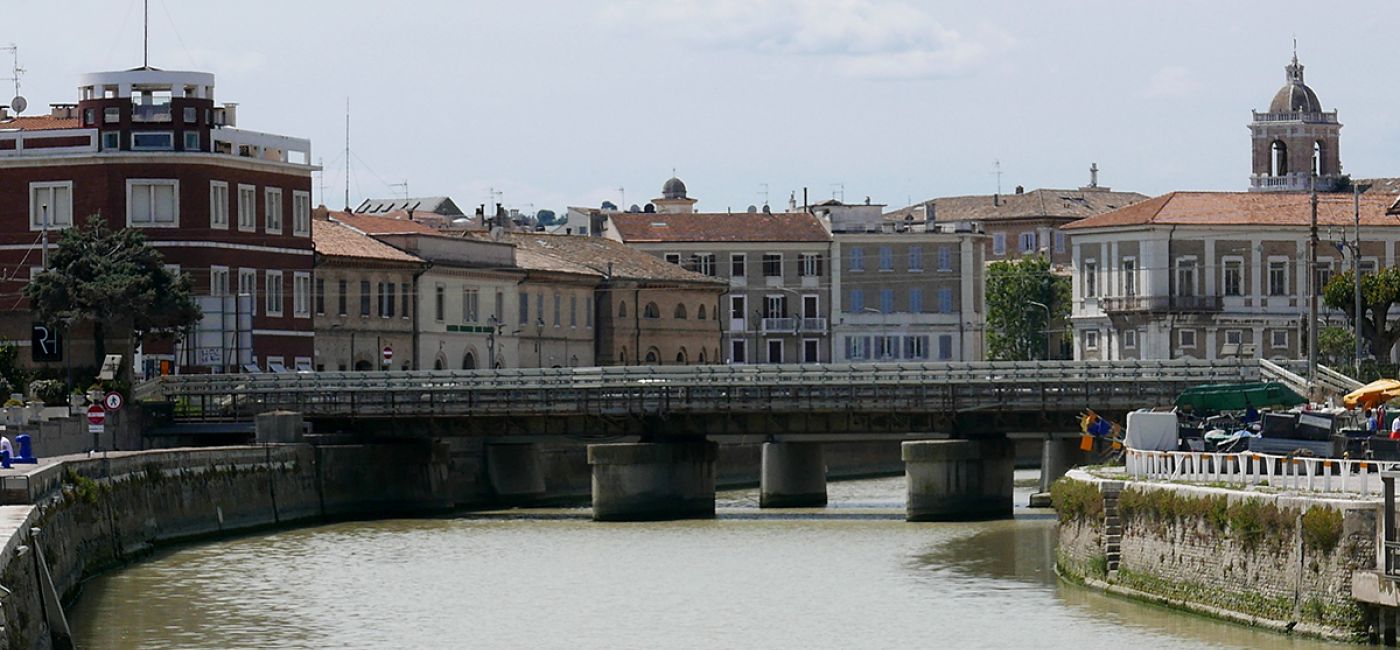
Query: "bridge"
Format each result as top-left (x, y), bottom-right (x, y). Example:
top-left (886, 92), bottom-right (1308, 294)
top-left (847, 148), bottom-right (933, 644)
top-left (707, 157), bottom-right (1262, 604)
top-left (139, 358), bottom-right (1352, 522)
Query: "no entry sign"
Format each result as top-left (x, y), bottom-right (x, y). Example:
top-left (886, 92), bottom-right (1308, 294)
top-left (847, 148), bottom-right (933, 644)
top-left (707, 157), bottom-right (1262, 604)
top-left (382, 346), bottom-right (394, 364)
top-left (86, 405), bottom-right (106, 426)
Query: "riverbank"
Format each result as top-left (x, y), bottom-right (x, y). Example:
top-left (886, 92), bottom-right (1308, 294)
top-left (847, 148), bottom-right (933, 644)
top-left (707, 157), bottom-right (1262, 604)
top-left (1054, 469), bottom-right (1379, 643)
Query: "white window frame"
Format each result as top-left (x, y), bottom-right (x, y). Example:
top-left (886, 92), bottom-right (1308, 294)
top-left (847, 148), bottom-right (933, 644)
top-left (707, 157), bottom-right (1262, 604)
top-left (293, 272), bottom-right (311, 318)
top-left (1222, 256), bottom-right (1244, 297)
top-left (29, 181), bottom-right (74, 231)
top-left (292, 190), bottom-right (311, 237)
top-left (1225, 329), bottom-right (1243, 346)
top-left (730, 253), bottom-right (746, 278)
top-left (265, 187), bottom-right (284, 235)
top-left (1123, 329), bottom-right (1137, 350)
top-left (209, 181), bottom-right (229, 230)
top-left (1267, 257), bottom-right (1289, 297)
top-left (125, 179), bottom-right (180, 227)
top-left (1019, 231), bottom-right (1036, 254)
top-left (1084, 330), bottom-right (1100, 350)
top-left (265, 270), bottom-right (285, 317)
top-left (238, 268), bottom-right (257, 316)
top-left (237, 184), bottom-right (257, 232)
top-left (210, 265), bottom-right (230, 297)
top-left (130, 131), bottom-right (174, 151)
top-left (1121, 256), bottom-right (1137, 297)
top-left (1175, 256), bottom-right (1197, 297)
top-left (1271, 329), bottom-right (1289, 348)
top-left (1083, 259), bottom-right (1097, 298)
top-left (1178, 329), bottom-right (1197, 349)
top-left (664, 253), bottom-right (681, 266)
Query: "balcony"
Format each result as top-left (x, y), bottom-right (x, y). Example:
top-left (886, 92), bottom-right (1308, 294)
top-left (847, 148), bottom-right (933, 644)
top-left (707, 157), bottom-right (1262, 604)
top-left (1100, 295), bottom-right (1223, 314)
top-left (799, 317), bottom-right (828, 333)
top-left (1251, 109), bottom-right (1338, 124)
top-left (761, 317), bottom-right (797, 334)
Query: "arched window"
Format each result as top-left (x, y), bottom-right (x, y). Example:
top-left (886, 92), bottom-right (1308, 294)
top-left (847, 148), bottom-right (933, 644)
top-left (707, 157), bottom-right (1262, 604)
top-left (643, 302), bottom-right (660, 319)
top-left (699, 349), bottom-right (707, 364)
top-left (645, 347), bottom-right (660, 363)
top-left (674, 303), bottom-right (687, 319)
top-left (354, 360), bottom-right (373, 372)
top-left (1313, 140), bottom-right (1324, 176)
top-left (1271, 140), bottom-right (1288, 176)
top-left (433, 357), bottom-right (445, 370)
top-left (697, 304), bottom-right (707, 320)
top-left (620, 347), bottom-right (628, 365)
top-left (463, 352), bottom-right (477, 370)
top-left (618, 301), bottom-right (627, 318)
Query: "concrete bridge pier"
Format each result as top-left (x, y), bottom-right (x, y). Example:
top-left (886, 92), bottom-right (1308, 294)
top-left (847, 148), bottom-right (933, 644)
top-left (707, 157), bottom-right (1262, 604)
top-left (588, 441), bottom-right (717, 521)
top-left (486, 443), bottom-right (547, 504)
top-left (760, 442), bottom-right (827, 508)
top-left (903, 438), bottom-right (1014, 522)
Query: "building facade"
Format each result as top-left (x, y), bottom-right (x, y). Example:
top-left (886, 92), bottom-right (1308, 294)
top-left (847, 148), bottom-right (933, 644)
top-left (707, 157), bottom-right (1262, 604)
top-left (0, 66), bottom-right (315, 375)
top-left (311, 219), bottom-right (425, 371)
top-left (1249, 53), bottom-right (1344, 192)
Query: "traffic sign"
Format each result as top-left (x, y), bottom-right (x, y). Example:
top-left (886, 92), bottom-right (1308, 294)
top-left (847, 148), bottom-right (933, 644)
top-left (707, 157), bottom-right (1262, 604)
top-left (103, 392), bottom-right (124, 412)
top-left (382, 346), bottom-right (394, 363)
top-left (87, 404), bottom-right (106, 432)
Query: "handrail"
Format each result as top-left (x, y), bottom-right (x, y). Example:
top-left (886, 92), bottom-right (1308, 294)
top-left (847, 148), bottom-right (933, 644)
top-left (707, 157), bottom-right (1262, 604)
top-left (1125, 447), bottom-right (1395, 496)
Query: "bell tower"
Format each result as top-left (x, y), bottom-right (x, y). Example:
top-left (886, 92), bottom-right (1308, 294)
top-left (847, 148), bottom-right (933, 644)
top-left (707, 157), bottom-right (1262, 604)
top-left (1248, 50), bottom-right (1343, 192)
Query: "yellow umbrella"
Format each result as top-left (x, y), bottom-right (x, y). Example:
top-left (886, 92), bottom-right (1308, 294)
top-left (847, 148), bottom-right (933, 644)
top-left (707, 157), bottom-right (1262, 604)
top-left (1344, 379), bottom-right (1400, 409)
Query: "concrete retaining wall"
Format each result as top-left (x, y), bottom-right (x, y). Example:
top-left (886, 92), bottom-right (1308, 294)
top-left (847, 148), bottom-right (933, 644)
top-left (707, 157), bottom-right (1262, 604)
top-left (1056, 470), bottom-right (1379, 642)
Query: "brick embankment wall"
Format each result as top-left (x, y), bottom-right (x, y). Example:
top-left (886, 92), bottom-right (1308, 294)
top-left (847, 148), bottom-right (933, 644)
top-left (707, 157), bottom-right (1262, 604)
top-left (1055, 471), bottom-right (1379, 642)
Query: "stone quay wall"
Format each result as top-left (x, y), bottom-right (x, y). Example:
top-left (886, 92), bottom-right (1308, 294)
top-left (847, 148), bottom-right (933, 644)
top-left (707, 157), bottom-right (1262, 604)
top-left (1054, 470), bottom-right (1379, 642)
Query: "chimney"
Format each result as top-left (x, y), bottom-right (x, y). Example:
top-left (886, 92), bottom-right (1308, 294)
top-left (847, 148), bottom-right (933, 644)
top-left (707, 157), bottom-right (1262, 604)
top-left (0, 105), bottom-right (7, 120)
top-left (222, 102), bottom-right (238, 127)
top-left (1015, 185), bottom-right (1024, 194)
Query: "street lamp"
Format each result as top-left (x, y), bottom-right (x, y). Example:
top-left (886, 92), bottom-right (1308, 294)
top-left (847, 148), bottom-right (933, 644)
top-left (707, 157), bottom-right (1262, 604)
top-left (1027, 301), bottom-right (1051, 361)
top-left (486, 315), bottom-right (501, 370)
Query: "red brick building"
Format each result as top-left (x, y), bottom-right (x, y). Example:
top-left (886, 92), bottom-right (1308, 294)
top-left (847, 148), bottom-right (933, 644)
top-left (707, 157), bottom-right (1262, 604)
top-left (0, 67), bottom-right (316, 375)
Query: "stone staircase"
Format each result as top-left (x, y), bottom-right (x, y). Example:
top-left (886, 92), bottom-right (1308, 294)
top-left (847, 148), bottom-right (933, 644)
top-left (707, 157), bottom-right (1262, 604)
top-left (1102, 481), bottom-right (1123, 580)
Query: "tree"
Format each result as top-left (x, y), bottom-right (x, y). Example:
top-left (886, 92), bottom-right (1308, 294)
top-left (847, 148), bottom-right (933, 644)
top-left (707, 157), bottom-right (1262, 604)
top-left (25, 215), bottom-right (201, 370)
top-left (1316, 326), bottom-right (1355, 367)
top-left (986, 255), bottom-right (1071, 361)
top-left (535, 209), bottom-right (557, 225)
top-left (1323, 268), bottom-right (1400, 361)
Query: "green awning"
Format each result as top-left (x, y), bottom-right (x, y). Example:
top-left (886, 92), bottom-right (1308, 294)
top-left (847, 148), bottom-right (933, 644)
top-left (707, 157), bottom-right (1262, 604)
top-left (1173, 382), bottom-right (1307, 415)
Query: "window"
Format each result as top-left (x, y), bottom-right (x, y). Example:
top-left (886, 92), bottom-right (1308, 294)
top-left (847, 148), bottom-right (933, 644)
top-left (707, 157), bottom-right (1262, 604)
top-left (1268, 260), bottom-right (1288, 296)
top-left (536, 294), bottom-right (545, 326)
top-left (293, 272), bottom-right (311, 318)
top-left (1121, 258), bottom-right (1136, 296)
top-left (385, 283), bottom-right (396, 318)
top-left (878, 247), bottom-right (893, 271)
top-left (1315, 261), bottom-right (1333, 296)
top-left (992, 233), bottom-right (1006, 256)
top-left (102, 131), bottom-right (120, 150)
top-left (238, 264), bottom-right (257, 313)
top-left (1225, 329), bottom-right (1243, 346)
top-left (463, 288), bottom-right (479, 323)
top-left (265, 188), bottom-right (284, 234)
top-left (103, 106), bottom-right (120, 123)
top-left (586, 297), bottom-right (594, 327)
top-left (265, 271), bottom-right (284, 316)
top-left (849, 248), bottom-right (864, 272)
top-left (376, 282), bottom-right (387, 317)
top-left (908, 246), bottom-right (924, 272)
top-left (1175, 258), bottom-right (1196, 297)
top-left (29, 182), bottom-right (73, 230)
top-left (729, 295), bottom-right (745, 320)
top-left (909, 287), bottom-right (924, 313)
top-left (571, 296), bottom-right (578, 326)
top-left (764, 295), bottom-right (787, 319)
top-left (553, 293), bottom-right (562, 326)
top-left (84, 108), bottom-right (96, 126)
top-left (1361, 259), bottom-right (1379, 275)
top-left (292, 191), bottom-right (311, 236)
top-left (183, 131), bottom-right (200, 151)
top-left (1123, 329), bottom-right (1137, 349)
top-left (664, 253), bottom-right (682, 265)
top-left (1054, 231), bottom-right (1066, 255)
top-left (127, 179), bottom-right (178, 226)
top-left (1179, 329), bottom-right (1197, 348)
top-left (131, 132), bottom-right (173, 151)
top-left (360, 280), bottom-right (372, 317)
top-left (210, 266), bottom-right (230, 297)
top-left (850, 288), bottom-right (865, 312)
top-left (905, 336), bottom-right (929, 360)
top-left (731, 254), bottom-right (746, 277)
top-left (643, 302), bottom-right (660, 319)
top-left (402, 283), bottom-right (411, 319)
top-left (692, 253), bottom-right (716, 276)
top-left (732, 340), bottom-right (747, 364)
top-left (845, 336), bottom-right (870, 361)
top-left (519, 291), bottom-right (530, 324)
top-left (798, 253), bottom-right (823, 277)
top-left (1272, 329), bottom-right (1289, 348)
top-left (315, 278), bottom-right (325, 315)
top-left (1223, 259), bottom-right (1243, 297)
top-left (183, 107), bottom-right (197, 123)
top-left (673, 303), bottom-right (686, 319)
top-left (237, 185), bottom-right (257, 231)
top-left (938, 287), bottom-right (954, 313)
top-left (938, 247), bottom-right (951, 271)
top-left (879, 288), bottom-right (894, 314)
top-left (937, 335), bottom-right (954, 360)
top-left (1019, 232), bottom-right (1036, 254)
top-left (209, 181), bottom-right (229, 229)
top-left (1084, 330), bottom-right (1099, 350)
top-left (875, 336), bottom-right (898, 360)
top-left (1083, 260), bottom-right (1097, 297)
top-left (762, 253), bottom-right (782, 277)
top-left (435, 284), bottom-right (446, 321)
top-left (338, 279), bottom-right (348, 316)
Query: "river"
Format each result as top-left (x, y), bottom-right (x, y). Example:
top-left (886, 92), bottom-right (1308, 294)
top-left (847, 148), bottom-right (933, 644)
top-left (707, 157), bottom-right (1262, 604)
top-left (70, 472), bottom-right (1343, 649)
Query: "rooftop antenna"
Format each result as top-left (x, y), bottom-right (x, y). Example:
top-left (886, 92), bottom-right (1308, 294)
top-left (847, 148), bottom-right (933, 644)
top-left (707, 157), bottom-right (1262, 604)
top-left (759, 183), bottom-right (769, 207)
top-left (317, 157), bottom-right (325, 205)
top-left (830, 183), bottom-right (844, 202)
top-left (617, 186), bottom-right (625, 207)
top-left (992, 160), bottom-right (1003, 206)
top-left (343, 97), bottom-right (350, 210)
top-left (0, 44), bottom-right (23, 102)
top-left (143, 0), bottom-right (149, 68)
top-left (389, 180), bottom-right (409, 200)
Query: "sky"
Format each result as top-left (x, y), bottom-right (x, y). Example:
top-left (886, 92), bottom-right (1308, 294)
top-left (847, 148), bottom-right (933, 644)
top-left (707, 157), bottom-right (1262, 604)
top-left (6, 1), bottom-right (1400, 215)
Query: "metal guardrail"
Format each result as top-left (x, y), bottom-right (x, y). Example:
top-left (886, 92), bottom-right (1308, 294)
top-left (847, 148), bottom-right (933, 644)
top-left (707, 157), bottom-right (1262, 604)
top-left (146, 359), bottom-right (1262, 421)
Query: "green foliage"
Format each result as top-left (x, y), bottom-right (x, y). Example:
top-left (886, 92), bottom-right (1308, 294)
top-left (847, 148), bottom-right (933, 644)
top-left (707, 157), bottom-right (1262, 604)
top-left (24, 215), bottom-right (201, 370)
top-left (986, 255), bottom-right (1070, 360)
top-left (1316, 326), bottom-right (1356, 367)
top-left (62, 467), bottom-right (101, 505)
top-left (1120, 487), bottom-right (1296, 552)
top-left (1051, 478), bottom-right (1103, 524)
top-left (27, 379), bottom-right (68, 406)
top-left (1226, 498), bottom-right (1292, 552)
top-left (0, 345), bottom-right (27, 398)
top-left (1324, 269), bottom-right (1400, 361)
top-left (2, 398), bottom-right (22, 408)
top-left (1301, 506), bottom-right (1344, 554)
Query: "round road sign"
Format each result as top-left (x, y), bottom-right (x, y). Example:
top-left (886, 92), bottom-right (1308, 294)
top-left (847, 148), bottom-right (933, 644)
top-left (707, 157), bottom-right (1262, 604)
top-left (103, 391), bottom-right (124, 412)
top-left (382, 346), bottom-right (394, 362)
top-left (86, 404), bottom-right (106, 426)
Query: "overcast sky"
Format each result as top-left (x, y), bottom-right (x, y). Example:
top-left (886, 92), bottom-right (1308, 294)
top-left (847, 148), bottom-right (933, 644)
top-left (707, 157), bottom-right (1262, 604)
top-left (8, 1), bottom-right (1400, 214)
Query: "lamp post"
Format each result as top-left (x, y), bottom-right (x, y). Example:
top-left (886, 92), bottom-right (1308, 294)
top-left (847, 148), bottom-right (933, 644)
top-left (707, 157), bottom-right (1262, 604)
top-left (1027, 301), bottom-right (1051, 361)
top-left (486, 315), bottom-right (500, 370)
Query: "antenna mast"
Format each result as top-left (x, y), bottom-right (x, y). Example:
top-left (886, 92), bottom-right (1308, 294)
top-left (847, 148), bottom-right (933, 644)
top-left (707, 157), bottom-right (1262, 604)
top-left (389, 180), bottom-right (409, 200)
top-left (343, 97), bottom-right (350, 211)
top-left (143, 0), bottom-right (149, 68)
top-left (0, 44), bottom-right (21, 99)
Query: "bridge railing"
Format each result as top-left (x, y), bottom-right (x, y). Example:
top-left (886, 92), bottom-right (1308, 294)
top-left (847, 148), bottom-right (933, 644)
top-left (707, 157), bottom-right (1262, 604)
top-left (1125, 448), bottom-right (1396, 496)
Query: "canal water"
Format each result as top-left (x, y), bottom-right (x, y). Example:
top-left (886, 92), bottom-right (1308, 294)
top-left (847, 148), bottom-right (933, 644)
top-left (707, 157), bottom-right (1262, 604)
top-left (70, 472), bottom-right (1344, 649)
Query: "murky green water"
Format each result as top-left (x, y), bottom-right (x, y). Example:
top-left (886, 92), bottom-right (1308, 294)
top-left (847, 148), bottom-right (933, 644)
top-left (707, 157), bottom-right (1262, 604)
top-left (70, 473), bottom-right (1344, 649)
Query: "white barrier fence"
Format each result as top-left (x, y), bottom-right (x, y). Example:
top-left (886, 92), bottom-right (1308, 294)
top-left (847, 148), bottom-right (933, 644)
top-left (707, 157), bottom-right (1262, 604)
top-left (1125, 448), bottom-right (1400, 497)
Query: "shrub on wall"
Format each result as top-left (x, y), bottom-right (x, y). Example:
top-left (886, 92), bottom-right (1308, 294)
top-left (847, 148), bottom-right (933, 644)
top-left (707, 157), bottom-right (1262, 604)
top-left (1051, 478), bottom-right (1103, 525)
top-left (1301, 506), bottom-right (1344, 555)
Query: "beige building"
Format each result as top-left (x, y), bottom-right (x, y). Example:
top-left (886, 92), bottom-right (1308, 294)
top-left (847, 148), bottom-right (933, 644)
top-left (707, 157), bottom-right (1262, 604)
top-left (311, 218), bottom-right (426, 371)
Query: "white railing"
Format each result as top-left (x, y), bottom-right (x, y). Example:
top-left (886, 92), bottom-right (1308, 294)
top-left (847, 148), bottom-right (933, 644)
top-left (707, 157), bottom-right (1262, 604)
top-left (762, 317), bottom-right (797, 333)
top-left (211, 127), bottom-right (312, 165)
top-left (1125, 448), bottom-right (1399, 496)
top-left (0, 128), bottom-right (99, 157)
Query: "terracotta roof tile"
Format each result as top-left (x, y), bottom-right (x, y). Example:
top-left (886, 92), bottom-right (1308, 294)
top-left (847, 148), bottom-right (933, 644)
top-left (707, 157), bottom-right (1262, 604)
top-left (488, 232), bottom-right (726, 285)
top-left (608, 212), bottom-right (831, 243)
top-left (885, 188), bottom-right (1149, 223)
top-left (326, 210), bottom-right (443, 236)
top-left (0, 115), bottom-right (82, 131)
top-left (313, 219), bottom-right (425, 264)
top-left (1064, 191), bottom-right (1400, 230)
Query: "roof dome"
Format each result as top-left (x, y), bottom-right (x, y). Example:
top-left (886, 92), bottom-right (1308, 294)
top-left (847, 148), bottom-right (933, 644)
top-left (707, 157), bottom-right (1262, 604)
top-left (1268, 54), bottom-right (1322, 113)
top-left (661, 176), bottom-right (687, 200)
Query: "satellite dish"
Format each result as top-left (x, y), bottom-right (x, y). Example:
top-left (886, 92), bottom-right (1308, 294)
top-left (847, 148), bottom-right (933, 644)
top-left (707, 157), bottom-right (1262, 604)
top-left (746, 205), bottom-right (758, 213)
top-left (9, 96), bottom-right (26, 114)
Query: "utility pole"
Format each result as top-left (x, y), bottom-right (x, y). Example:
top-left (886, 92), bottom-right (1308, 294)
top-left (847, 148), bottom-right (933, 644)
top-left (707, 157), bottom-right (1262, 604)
top-left (1308, 175), bottom-right (1318, 384)
top-left (1355, 183), bottom-right (1364, 376)
top-left (40, 204), bottom-right (49, 269)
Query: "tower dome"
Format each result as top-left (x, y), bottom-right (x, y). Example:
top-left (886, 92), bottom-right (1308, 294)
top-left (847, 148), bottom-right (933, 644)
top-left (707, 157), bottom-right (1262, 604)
top-left (1268, 53), bottom-right (1322, 113)
top-left (661, 176), bottom-right (687, 200)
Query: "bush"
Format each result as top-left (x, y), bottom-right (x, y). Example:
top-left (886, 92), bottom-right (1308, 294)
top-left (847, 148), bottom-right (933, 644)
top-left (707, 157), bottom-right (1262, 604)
top-left (1302, 507), bottom-right (1344, 554)
top-left (1052, 478), bottom-right (1104, 525)
top-left (27, 379), bottom-right (69, 406)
